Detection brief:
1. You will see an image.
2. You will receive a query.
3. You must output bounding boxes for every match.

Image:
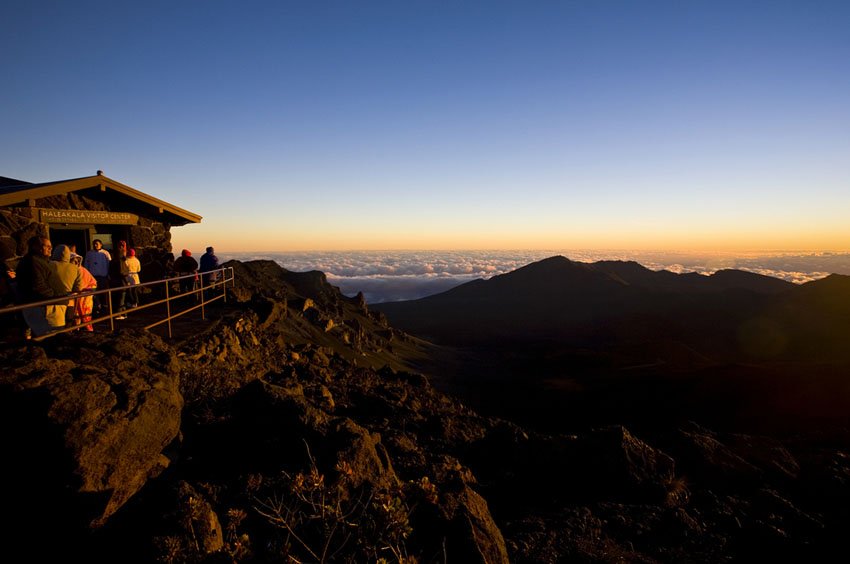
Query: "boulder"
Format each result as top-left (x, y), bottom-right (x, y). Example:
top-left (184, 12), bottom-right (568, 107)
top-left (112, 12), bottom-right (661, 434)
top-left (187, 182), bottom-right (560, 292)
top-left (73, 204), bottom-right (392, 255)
top-left (0, 331), bottom-right (183, 555)
top-left (426, 462), bottom-right (510, 564)
top-left (326, 418), bottom-right (397, 491)
top-left (161, 481), bottom-right (225, 556)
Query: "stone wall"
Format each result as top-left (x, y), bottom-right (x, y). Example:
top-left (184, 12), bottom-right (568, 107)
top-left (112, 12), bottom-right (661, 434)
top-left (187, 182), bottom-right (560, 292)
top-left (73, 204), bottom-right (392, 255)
top-left (131, 219), bottom-right (174, 282)
top-left (1, 208), bottom-right (46, 270)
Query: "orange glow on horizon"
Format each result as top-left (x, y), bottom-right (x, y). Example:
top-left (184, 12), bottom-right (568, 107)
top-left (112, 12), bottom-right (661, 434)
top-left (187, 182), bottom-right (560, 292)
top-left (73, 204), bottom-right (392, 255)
top-left (171, 222), bottom-right (850, 255)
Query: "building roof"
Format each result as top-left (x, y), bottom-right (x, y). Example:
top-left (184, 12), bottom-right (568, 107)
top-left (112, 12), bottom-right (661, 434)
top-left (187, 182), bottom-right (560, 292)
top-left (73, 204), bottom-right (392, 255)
top-left (0, 174), bottom-right (202, 226)
top-left (0, 176), bottom-right (30, 188)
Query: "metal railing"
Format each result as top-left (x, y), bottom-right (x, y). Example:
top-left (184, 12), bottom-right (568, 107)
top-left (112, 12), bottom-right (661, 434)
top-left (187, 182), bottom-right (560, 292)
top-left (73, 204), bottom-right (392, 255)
top-left (1, 266), bottom-right (235, 341)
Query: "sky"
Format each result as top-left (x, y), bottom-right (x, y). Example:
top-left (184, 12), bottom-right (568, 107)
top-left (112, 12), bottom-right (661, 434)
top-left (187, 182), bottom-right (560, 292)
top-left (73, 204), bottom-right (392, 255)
top-left (3, 1), bottom-right (850, 253)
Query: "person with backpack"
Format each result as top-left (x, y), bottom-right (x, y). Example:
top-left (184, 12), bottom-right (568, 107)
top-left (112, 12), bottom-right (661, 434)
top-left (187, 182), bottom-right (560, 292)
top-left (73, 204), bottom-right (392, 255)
top-left (173, 249), bottom-right (198, 296)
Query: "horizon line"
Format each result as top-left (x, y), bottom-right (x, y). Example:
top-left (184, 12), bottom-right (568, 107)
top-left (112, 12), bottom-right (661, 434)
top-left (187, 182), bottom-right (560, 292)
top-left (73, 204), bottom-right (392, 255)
top-left (203, 248), bottom-right (850, 256)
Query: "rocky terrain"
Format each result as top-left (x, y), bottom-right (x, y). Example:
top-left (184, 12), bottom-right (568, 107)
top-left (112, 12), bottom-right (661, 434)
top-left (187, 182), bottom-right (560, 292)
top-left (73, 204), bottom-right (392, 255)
top-left (2, 259), bottom-right (850, 562)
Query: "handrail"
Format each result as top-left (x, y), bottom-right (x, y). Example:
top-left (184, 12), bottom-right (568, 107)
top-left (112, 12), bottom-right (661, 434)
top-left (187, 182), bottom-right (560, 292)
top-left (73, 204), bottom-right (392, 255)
top-left (0, 266), bottom-right (235, 342)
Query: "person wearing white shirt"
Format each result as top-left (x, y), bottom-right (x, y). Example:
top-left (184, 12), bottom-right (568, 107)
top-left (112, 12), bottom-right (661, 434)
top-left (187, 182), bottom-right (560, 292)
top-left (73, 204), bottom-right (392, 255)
top-left (125, 248), bottom-right (142, 308)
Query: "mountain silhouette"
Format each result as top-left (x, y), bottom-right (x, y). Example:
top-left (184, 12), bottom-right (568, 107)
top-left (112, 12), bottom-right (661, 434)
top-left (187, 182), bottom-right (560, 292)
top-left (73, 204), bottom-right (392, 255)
top-left (747, 273), bottom-right (850, 362)
top-left (374, 256), bottom-right (796, 351)
top-left (374, 256), bottom-right (850, 452)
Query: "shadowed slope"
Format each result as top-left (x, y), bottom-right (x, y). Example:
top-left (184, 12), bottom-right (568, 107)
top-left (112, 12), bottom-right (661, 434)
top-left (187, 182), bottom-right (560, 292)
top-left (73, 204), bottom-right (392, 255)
top-left (375, 256), bottom-right (793, 347)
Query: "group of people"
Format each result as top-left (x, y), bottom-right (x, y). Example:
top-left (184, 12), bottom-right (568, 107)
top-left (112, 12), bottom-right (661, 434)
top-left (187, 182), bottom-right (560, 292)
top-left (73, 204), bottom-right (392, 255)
top-left (15, 237), bottom-right (79, 336)
top-left (10, 236), bottom-right (144, 336)
top-left (8, 237), bottom-right (220, 338)
top-left (83, 238), bottom-right (142, 319)
top-left (172, 246), bottom-right (220, 296)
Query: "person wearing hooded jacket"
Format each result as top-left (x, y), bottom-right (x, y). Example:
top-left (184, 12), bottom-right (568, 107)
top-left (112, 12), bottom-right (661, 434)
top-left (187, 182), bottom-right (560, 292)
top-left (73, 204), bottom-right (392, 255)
top-left (50, 244), bottom-right (83, 327)
top-left (51, 244), bottom-right (83, 292)
top-left (70, 252), bottom-right (97, 331)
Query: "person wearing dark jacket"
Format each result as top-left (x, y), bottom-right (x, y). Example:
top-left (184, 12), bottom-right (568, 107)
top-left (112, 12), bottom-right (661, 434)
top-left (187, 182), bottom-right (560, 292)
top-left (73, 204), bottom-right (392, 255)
top-left (109, 241), bottom-right (130, 318)
top-left (15, 236), bottom-right (64, 336)
top-left (173, 249), bottom-right (198, 295)
top-left (198, 246), bottom-right (220, 294)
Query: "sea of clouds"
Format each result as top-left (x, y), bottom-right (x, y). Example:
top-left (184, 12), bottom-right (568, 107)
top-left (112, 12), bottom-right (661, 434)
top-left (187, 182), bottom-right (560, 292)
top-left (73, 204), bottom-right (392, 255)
top-left (223, 250), bottom-right (850, 304)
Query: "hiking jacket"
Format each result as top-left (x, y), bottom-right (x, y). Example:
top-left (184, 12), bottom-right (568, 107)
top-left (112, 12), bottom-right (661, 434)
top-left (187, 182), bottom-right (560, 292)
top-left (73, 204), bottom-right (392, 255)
top-left (50, 245), bottom-right (83, 294)
top-left (15, 253), bottom-right (61, 303)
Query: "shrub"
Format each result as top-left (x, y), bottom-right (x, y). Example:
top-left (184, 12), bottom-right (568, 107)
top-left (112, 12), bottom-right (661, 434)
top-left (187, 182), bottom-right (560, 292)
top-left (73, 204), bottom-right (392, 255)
top-left (252, 444), bottom-right (432, 563)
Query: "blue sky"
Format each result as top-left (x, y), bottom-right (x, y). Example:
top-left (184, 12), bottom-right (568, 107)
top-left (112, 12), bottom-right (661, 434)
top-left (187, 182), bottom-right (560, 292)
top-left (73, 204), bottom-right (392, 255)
top-left (3, 1), bottom-right (849, 252)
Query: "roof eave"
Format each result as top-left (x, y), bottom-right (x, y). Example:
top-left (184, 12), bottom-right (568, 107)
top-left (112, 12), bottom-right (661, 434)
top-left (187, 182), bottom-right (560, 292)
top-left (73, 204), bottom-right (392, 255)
top-left (0, 175), bottom-right (202, 224)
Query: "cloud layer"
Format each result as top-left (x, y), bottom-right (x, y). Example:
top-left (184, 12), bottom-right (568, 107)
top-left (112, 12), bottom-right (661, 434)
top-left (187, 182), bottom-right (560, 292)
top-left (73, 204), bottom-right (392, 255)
top-left (224, 250), bottom-right (850, 304)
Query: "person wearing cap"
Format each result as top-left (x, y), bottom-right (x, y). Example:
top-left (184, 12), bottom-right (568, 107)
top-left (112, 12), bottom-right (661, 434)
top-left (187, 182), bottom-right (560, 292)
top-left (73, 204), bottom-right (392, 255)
top-left (125, 248), bottom-right (142, 308)
top-left (173, 249), bottom-right (198, 295)
top-left (199, 246), bottom-right (220, 298)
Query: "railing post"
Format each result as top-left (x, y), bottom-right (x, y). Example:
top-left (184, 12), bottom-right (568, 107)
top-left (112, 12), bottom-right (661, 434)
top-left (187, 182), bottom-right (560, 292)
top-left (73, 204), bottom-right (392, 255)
top-left (199, 273), bottom-right (205, 320)
top-left (165, 278), bottom-right (172, 339)
top-left (222, 267), bottom-right (228, 303)
top-left (108, 287), bottom-right (114, 333)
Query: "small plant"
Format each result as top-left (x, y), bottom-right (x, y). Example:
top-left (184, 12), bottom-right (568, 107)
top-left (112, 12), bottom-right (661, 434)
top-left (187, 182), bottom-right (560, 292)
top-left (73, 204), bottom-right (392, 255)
top-left (153, 536), bottom-right (184, 564)
top-left (224, 508), bottom-right (252, 560)
top-left (252, 442), bottom-right (429, 563)
top-left (664, 475), bottom-right (690, 507)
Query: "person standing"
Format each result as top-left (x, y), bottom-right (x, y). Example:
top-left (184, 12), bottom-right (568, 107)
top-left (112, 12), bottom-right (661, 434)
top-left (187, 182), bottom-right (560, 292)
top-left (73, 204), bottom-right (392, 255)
top-left (173, 249), bottom-right (198, 296)
top-left (15, 236), bottom-right (64, 337)
top-left (125, 248), bottom-right (142, 308)
top-left (49, 244), bottom-right (83, 327)
top-left (199, 246), bottom-right (220, 297)
top-left (109, 240), bottom-right (130, 319)
top-left (70, 253), bottom-right (97, 331)
top-left (84, 239), bottom-right (111, 313)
